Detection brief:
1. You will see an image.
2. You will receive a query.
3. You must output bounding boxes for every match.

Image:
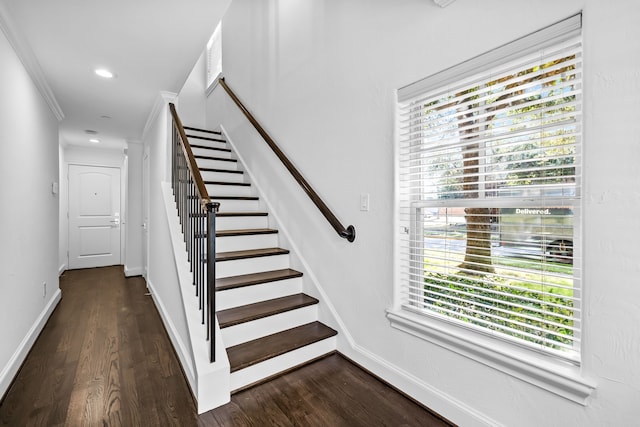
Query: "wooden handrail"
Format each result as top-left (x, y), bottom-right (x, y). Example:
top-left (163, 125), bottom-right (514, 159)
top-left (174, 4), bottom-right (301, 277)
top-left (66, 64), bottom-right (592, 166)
top-left (169, 103), bottom-right (212, 209)
top-left (169, 103), bottom-right (219, 363)
top-left (217, 78), bottom-right (356, 242)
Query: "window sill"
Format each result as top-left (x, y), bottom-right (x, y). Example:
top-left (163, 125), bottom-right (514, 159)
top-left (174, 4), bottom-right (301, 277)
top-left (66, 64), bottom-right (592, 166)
top-left (386, 308), bottom-right (596, 405)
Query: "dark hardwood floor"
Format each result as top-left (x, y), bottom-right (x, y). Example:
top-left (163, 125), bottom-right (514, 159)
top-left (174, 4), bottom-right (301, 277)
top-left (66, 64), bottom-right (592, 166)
top-left (0, 266), bottom-right (453, 427)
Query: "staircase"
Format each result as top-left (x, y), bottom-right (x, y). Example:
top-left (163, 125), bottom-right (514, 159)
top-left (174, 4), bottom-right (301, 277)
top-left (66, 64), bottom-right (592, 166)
top-left (184, 125), bottom-right (338, 392)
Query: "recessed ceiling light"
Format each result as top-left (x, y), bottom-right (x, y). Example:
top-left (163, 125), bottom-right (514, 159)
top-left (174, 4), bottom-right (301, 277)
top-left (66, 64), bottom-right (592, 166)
top-left (95, 68), bottom-right (115, 78)
top-left (89, 138), bottom-right (100, 143)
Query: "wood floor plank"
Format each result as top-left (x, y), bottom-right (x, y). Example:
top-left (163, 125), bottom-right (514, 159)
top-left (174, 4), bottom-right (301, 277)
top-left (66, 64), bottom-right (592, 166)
top-left (0, 266), bottom-right (452, 427)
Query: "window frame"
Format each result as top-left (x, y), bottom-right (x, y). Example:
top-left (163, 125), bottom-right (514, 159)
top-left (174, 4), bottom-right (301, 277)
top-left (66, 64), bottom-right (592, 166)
top-left (205, 21), bottom-right (223, 96)
top-left (388, 13), bottom-right (595, 404)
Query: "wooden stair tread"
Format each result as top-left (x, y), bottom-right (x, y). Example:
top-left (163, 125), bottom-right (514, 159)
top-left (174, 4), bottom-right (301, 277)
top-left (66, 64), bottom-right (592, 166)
top-left (190, 144), bottom-right (231, 152)
top-left (204, 181), bottom-right (251, 187)
top-left (227, 322), bottom-right (337, 372)
top-left (216, 268), bottom-right (302, 291)
top-left (212, 195), bottom-right (259, 200)
top-left (199, 168), bottom-right (243, 175)
top-left (189, 211), bottom-right (267, 218)
top-left (216, 228), bottom-right (278, 237)
top-left (184, 126), bottom-right (221, 135)
top-left (216, 247), bottom-right (289, 262)
top-left (217, 212), bottom-right (268, 217)
top-left (195, 154), bottom-right (237, 162)
top-left (188, 195), bottom-right (258, 201)
top-left (218, 294), bottom-right (318, 328)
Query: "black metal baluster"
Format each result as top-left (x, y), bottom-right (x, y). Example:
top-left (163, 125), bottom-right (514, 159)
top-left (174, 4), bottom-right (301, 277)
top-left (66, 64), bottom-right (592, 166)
top-left (206, 201), bottom-right (219, 362)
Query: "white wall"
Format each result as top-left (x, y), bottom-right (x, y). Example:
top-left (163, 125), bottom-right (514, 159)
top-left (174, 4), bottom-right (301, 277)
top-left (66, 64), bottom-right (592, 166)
top-left (206, 0), bottom-right (640, 425)
top-left (177, 53), bottom-right (208, 129)
top-left (0, 26), bottom-right (60, 399)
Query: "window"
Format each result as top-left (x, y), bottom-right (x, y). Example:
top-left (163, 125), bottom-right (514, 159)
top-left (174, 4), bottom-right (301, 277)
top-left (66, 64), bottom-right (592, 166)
top-left (397, 15), bottom-right (582, 363)
top-left (206, 21), bottom-right (222, 90)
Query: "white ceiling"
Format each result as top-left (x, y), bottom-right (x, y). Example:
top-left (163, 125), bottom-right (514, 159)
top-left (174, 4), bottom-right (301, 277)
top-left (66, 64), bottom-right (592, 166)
top-left (1, 0), bottom-right (230, 149)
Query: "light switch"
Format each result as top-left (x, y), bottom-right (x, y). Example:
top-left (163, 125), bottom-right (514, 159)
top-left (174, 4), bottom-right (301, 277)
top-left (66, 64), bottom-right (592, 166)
top-left (360, 193), bottom-right (370, 211)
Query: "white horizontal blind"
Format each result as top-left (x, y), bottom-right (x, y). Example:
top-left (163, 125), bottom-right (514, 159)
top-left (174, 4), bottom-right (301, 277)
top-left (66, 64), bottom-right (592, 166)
top-left (398, 16), bottom-right (582, 362)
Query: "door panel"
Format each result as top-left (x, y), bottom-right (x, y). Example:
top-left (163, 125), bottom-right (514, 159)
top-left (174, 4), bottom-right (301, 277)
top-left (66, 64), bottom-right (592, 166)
top-left (69, 165), bottom-right (121, 269)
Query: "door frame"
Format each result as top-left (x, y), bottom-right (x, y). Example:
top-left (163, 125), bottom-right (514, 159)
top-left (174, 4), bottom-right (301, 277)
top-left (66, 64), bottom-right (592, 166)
top-left (65, 161), bottom-right (125, 269)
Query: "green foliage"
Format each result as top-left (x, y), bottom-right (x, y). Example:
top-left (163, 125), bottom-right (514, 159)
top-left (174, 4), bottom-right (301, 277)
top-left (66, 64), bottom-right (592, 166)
top-left (424, 273), bottom-right (574, 349)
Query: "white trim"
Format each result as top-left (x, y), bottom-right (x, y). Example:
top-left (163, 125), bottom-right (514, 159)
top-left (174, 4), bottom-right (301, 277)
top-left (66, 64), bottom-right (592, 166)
top-left (433, 0), bottom-right (457, 7)
top-left (206, 72), bottom-right (224, 98)
top-left (58, 263), bottom-right (67, 276)
top-left (0, 3), bottom-right (64, 121)
top-left (386, 308), bottom-right (596, 405)
top-left (343, 341), bottom-right (502, 427)
top-left (146, 278), bottom-right (195, 388)
top-left (0, 289), bottom-right (62, 400)
top-left (123, 266), bottom-right (143, 277)
top-left (398, 13), bottom-right (582, 102)
top-left (142, 91), bottom-right (177, 143)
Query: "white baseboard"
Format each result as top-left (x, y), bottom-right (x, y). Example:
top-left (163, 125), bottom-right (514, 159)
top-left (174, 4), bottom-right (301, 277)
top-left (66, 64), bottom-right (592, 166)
top-left (145, 279), bottom-right (196, 391)
top-left (124, 265), bottom-right (143, 277)
top-left (58, 264), bottom-right (66, 276)
top-left (0, 289), bottom-right (62, 400)
top-left (339, 343), bottom-right (502, 427)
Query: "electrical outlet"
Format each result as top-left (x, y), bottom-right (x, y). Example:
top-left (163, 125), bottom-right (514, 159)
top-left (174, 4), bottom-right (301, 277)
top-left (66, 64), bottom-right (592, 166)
top-left (43, 282), bottom-right (47, 298)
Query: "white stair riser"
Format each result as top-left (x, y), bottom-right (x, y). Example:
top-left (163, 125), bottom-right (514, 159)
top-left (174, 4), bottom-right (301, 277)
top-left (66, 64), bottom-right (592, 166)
top-left (230, 336), bottom-right (337, 392)
top-left (200, 170), bottom-right (245, 183)
top-left (221, 305), bottom-right (318, 348)
top-left (187, 137), bottom-right (227, 150)
top-left (217, 277), bottom-right (303, 310)
top-left (196, 158), bottom-right (239, 170)
top-left (205, 183), bottom-right (254, 197)
top-left (216, 254), bottom-right (290, 278)
top-left (216, 216), bottom-right (269, 230)
top-left (216, 233), bottom-right (279, 253)
top-left (213, 199), bottom-right (260, 212)
top-left (192, 147), bottom-right (232, 159)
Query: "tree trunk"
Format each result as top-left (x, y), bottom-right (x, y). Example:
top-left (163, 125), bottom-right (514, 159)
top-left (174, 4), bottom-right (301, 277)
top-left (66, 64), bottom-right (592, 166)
top-left (458, 207), bottom-right (494, 274)
top-left (456, 99), bottom-right (494, 275)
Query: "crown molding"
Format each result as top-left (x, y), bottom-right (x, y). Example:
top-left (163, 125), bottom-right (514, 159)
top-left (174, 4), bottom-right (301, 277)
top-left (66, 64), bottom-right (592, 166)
top-left (433, 0), bottom-right (457, 7)
top-left (0, 2), bottom-right (64, 121)
top-left (142, 91), bottom-right (177, 143)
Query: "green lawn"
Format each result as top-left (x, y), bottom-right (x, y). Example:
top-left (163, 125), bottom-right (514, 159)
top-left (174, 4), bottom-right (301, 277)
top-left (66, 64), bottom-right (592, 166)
top-left (422, 247), bottom-right (576, 349)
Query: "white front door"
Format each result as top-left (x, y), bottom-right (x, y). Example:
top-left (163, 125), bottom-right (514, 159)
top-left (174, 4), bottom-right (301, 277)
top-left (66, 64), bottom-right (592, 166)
top-left (68, 164), bottom-right (121, 269)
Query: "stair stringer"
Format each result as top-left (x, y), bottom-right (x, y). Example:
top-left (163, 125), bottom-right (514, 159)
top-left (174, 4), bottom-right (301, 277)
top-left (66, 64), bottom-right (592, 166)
top-left (218, 125), bottom-right (354, 351)
top-left (160, 181), bottom-right (231, 414)
top-left (217, 126), bottom-right (494, 426)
